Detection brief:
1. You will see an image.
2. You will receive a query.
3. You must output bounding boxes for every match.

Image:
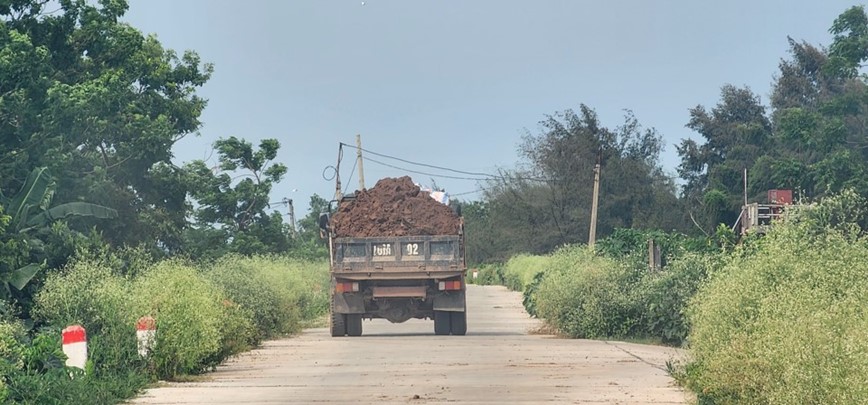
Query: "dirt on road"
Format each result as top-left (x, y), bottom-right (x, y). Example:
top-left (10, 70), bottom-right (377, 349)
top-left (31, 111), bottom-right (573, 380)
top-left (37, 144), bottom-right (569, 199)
top-left (131, 285), bottom-right (691, 404)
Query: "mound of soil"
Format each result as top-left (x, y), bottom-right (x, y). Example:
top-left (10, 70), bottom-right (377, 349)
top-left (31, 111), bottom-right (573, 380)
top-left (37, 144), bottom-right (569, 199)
top-left (330, 176), bottom-right (461, 237)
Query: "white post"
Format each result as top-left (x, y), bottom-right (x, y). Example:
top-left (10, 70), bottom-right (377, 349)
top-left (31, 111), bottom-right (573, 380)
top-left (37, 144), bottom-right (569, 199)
top-left (62, 324), bottom-right (87, 370)
top-left (136, 316), bottom-right (156, 357)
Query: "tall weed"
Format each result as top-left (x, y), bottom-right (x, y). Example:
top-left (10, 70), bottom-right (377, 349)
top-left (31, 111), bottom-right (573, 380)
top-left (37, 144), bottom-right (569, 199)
top-left (686, 208), bottom-right (868, 404)
top-left (532, 246), bottom-right (642, 338)
top-left (467, 264), bottom-right (504, 286)
top-left (637, 253), bottom-right (724, 345)
top-left (206, 255), bottom-right (328, 341)
top-left (502, 254), bottom-right (550, 291)
top-left (33, 260), bottom-right (140, 373)
top-left (132, 260), bottom-right (224, 378)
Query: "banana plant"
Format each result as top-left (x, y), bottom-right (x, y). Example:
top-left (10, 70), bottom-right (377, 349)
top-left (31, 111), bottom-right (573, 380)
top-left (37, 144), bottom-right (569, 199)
top-left (0, 167), bottom-right (118, 296)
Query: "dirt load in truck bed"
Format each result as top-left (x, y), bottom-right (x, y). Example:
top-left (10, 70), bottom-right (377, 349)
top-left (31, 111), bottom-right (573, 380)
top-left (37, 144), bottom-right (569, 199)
top-left (330, 176), bottom-right (461, 237)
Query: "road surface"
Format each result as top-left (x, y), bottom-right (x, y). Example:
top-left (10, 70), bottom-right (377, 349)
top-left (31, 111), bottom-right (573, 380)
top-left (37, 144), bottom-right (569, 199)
top-left (131, 285), bottom-right (690, 404)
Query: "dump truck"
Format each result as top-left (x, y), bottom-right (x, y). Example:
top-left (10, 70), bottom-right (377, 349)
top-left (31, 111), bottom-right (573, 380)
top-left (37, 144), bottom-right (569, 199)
top-left (319, 176), bottom-right (467, 337)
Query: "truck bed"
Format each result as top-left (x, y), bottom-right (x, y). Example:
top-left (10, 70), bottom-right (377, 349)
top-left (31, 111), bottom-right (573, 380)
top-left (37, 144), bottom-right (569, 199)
top-left (331, 235), bottom-right (464, 280)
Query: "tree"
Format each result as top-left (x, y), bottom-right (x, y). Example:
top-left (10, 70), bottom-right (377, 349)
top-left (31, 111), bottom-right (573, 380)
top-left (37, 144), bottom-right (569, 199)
top-left (826, 5), bottom-right (868, 78)
top-left (183, 137), bottom-right (291, 259)
top-left (471, 106), bottom-right (684, 261)
top-left (290, 194), bottom-right (331, 259)
top-left (676, 6), bottom-right (868, 236)
top-left (768, 7), bottom-right (868, 199)
top-left (0, 167), bottom-right (116, 311)
top-left (677, 85), bottom-right (772, 232)
top-left (0, 0), bottom-right (212, 252)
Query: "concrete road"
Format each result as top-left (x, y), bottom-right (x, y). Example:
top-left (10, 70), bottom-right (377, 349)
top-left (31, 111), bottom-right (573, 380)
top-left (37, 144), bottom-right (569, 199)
top-left (131, 285), bottom-right (690, 404)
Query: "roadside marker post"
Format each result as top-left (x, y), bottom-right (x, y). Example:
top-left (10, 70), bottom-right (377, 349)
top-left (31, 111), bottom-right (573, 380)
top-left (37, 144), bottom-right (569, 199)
top-left (136, 316), bottom-right (156, 357)
top-left (62, 325), bottom-right (87, 370)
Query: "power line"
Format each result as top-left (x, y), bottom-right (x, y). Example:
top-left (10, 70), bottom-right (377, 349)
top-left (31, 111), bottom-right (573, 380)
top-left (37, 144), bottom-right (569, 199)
top-left (343, 157), bottom-right (358, 194)
top-left (341, 142), bottom-right (548, 183)
top-left (364, 156), bottom-right (490, 181)
top-left (341, 142), bottom-right (498, 179)
top-left (451, 189), bottom-right (484, 197)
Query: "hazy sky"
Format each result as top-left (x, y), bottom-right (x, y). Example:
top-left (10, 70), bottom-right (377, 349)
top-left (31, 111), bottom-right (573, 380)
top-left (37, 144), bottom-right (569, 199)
top-left (123, 1), bottom-right (859, 219)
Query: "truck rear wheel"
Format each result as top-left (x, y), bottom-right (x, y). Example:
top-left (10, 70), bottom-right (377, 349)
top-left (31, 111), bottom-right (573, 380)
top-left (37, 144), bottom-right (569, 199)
top-left (346, 314), bottom-right (363, 337)
top-left (434, 311), bottom-right (451, 335)
top-left (330, 311), bottom-right (346, 337)
top-left (450, 311), bottom-right (467, 336)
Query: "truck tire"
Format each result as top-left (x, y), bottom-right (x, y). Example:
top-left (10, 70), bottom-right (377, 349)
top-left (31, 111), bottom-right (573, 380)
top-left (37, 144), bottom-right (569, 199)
top-left (434, 311), bottom-right (451, 335)
top-left (330, 311), bottom-right (347, 337)
top-left (346, 314), bottom-right (363, 337)
top-left (450, 311), bottom-right (467, 336)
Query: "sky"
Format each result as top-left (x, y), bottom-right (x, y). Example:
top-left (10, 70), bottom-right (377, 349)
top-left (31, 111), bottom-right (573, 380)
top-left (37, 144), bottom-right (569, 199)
top-left (123, 0), bottom-right (861, 220)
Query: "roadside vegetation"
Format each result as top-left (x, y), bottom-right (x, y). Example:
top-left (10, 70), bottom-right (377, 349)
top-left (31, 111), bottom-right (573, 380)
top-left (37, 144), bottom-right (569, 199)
top-left (459, 6), bottom-right (868, 403)
top-left (1, 252), bottom-right (327, 404)
top-left (3, 0), bottom-right (868, 403)
top-left (482, 192), bottom-right (868, 404)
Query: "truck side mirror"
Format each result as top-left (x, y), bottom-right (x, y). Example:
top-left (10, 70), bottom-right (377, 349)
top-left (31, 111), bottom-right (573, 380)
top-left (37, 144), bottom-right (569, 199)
top-left (318, 212), bottom-right (330, 231)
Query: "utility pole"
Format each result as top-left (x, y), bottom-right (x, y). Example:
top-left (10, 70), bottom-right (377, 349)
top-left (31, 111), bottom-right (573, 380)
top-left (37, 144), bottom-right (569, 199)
top-left (589, 161), bottom-right (601, 248)
top-left (286, 198), bottom-right (296, 235)
top-left (356, 134), bottom-right (366, 190)
top-left (334, 143), bottom-right (343, 201)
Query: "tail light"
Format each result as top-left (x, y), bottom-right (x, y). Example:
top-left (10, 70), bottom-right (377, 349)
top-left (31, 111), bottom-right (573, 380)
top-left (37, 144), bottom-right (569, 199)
top-left (335, 282), bottom-right (360, 293)
top-left (438, 280), bottom-right (462, 291)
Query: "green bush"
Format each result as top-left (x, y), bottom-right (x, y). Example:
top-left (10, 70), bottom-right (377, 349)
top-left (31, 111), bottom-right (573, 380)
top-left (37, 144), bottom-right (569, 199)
top-left (205, 255), bottom-right (328, 342)
top-left (531, 246), bottom-right (643, 338)
top-left (132, 260), bottom-right (225, 378)
top-left (16, 254), bottom-right (330, 402)
top-left (0, 321), bottom-right (24, 403)
top-left (33, 260), bottom-right (140, 374)
top-left (262, 257), bottom-right (329, 324)
top-left (637, 253), bottom-right (724, 345)
top-left (502, 254), bottom-right (550, 291)
top-left (466, 264), bottom-right (503, 286)
top-left (685, 199), bottom-right (868, 404)
top-left (206, 255), bottom-right (293, 343)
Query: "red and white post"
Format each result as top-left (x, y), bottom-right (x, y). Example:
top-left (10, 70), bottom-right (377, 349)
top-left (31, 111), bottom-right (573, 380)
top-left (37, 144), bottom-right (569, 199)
top-left (136, 316), bottom-right (156, 357)
top-left (61, 325), bottom-right (87, 370)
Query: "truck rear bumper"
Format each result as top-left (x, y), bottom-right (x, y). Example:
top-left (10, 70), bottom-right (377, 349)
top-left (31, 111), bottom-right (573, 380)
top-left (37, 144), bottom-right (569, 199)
top-left (333, 290), bottom-right (466, 316)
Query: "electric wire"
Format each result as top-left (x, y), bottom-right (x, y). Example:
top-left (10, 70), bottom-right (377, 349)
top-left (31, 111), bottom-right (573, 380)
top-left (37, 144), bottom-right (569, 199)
top-left (450, 189), bottom-right (484, 197)
top-left (340, 142), bottom-right (499, 178)
top-left (363, 156), bottom-right (492, 181)
top-left (322, 165), bottom-right (337, 181)
top-left (326, 142), bottom-right (549, 198)
top-left (343, 157), bottom-right (358, 194)
top-left (324, 139), bottom-right (559, 204)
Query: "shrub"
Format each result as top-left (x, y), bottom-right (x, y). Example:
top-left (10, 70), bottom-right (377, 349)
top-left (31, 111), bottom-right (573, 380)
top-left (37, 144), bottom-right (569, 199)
top-left (262, 257), bottom-right (329, 324)
top-left (685, 209), bottom-right (868, 404)
top-left (532, 246), bottom-right (643, 338)
top-left (637, 253), bottom-right (724, 345)
top-left (205, 255), bottom-right (294, 343)
top-left (502, 254), bottom-right (549, 291)
top-left (0, 321), bottom-right (24, 402)
top-left (466, 264), bottom-right (503, 286)
top-left (33, 260), bottom-right (140, 374)
top-left (209, 300), bottom-right (257, 365)
top-left (132, 260), bottom-right (224, 378)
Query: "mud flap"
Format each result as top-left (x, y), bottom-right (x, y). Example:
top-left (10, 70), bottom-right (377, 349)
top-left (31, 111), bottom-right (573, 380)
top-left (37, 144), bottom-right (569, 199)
top-left (433, 291), bottom-right (466, 312)
top-left (334, 292), bottom-right (365, 314)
